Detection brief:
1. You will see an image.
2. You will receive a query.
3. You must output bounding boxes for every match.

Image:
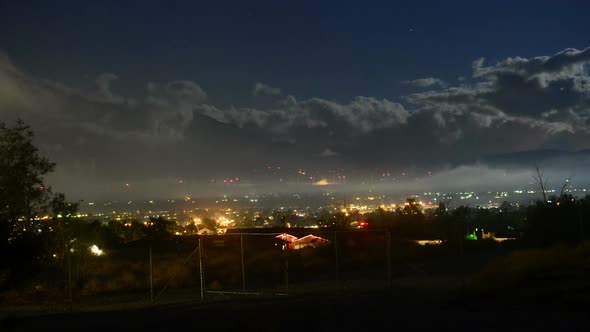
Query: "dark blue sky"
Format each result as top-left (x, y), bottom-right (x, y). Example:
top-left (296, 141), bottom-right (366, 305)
top-left (2, 0), bottom-right (590, 199)
top-left (2, 0), bottom-right (588, 104)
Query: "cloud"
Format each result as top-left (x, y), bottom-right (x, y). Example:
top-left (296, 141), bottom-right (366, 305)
top-left (253, 82), bottom-right (282, 96)
top-left (198, 96), bottom-right (410, 134)
top-left (0, 53), bottom-right (208, 144)
top-left (405, 47), bottom-right (590, 138)
top-left (320, 148), bottom-right (340, 157)
top-left (95, 73), bottom-right (122, 103)
top-left (0, 52), bottom-right (220, 199)
top-left (404, 77), bottom-right (447, 88)
top-left (472, 48), bottom-right (590, 82)
top-left (2, 47), bottom-right (590, 200)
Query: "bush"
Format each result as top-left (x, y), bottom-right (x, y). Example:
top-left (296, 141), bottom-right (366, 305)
top-left (466, 243), bottom-right (590, 291)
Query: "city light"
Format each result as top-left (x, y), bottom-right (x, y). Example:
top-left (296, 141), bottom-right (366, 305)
top-left (90, 244), bottom-right (103, 256)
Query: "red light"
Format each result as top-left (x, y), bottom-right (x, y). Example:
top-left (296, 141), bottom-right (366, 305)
top-left (235, 177), bottom-right (239, 181)
top-left (223, 180), bottom-right (227, 183)
top-left (39, 186), bottom-right (44, 191)
top-left (230, 179), bottom-right (233, 183)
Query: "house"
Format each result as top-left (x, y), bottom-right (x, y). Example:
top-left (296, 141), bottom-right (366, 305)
top-left (197, 227), bottom-right (215, 235)
top-left (291, 234), bottom-right (330, 249)
top-left (276, 233), bottom-right (298, 243)
top-left (275, 233), bottom-right (329, 250)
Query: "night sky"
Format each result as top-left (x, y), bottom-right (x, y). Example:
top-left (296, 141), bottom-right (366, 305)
top-left (1, 0), bottom-right (590, 200)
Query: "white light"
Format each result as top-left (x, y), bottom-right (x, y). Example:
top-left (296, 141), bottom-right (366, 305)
top-left (90, 245), bottom-right (103, 256)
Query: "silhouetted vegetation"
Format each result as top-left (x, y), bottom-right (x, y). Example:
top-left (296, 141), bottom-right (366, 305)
top-left (1, 120), bottom-right (73, 289)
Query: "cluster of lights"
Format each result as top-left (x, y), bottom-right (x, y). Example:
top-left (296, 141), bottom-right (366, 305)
top-left (223, 177), bottom-right (240, 184)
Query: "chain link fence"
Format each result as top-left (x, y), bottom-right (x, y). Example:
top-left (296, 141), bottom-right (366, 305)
top-left (5, 229), bottom-right (508, 312)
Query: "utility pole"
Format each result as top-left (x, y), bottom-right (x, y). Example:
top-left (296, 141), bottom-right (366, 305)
top-left (334, 232), bottom-right (340, 281)
top-left (149, 244), bottom-right (154, 304)
top-left (387, 230), bottom-right (392, 288)
top-left (284, 241), bottom-right (289, 294)
top-left (67, 246), bottom-right (72, 309)
top-left (240, 234), bottom-right (246, 292)
top-left (199, 237), bottom-right (205, 301)
top-left (580, 210), bottom-right (585, 248)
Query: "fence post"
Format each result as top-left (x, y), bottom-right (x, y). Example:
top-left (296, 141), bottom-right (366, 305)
top-left (284, 241), bottom-right (289, 294)
top-left (334, 231), bottom-right (340, 281)
top-left (386, 230), bottom-right (392, 288)
top-left (67, 247), bottom-right (73, 309)
top-left (199, 236), bottom-right (205, 301)
top-left (149, 244), bottom-right (154, 304)
top-left (580, 211), bottom-right (585, 247)
top-left (240, 234), bottom-right (246, 292)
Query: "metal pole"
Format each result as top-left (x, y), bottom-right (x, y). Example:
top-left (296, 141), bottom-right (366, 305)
top-left (459, 225), bottom-right (465, 289)
top-left (149, 245), bottom-right (154, 304)
top-left (580, 212), bottom-right (585, 247)
top-left (67, 247), bottom-right (72, 308)
top-left (240, 234), bottom-right (246, 292)
top-left (199, 237), bottom-right (205, 301)
top-left (284, 241), bottom-right (289, 294)
top-left (334, 232), bottom-right (340, 281)
top-left (387, 230), bottom-right (392, 288)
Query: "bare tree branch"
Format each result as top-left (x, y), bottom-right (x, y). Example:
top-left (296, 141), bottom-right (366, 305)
top-left (533, 164), bottom-right (547, 203)
top-left (559, 173), bottom-right (573, 200)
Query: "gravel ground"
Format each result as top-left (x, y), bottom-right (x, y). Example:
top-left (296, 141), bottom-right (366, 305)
top-left (2, 280), bottom-right (590, 332)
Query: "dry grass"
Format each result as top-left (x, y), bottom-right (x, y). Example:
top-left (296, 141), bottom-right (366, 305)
top-left (466, 242), bottom-right (590, 292)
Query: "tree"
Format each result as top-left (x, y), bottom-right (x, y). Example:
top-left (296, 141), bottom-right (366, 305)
top-left (1, 119), bottom-right (55, 242)
top-left (442, 206), bottom-right (474, 253)
top-left (403, 198), bottom-right (422, 216)
top-left (533, 165), bottom-right (548, 203)
top-left (524, 193), bottom-right (582, 247)
top-left (41, 193), bottom-right (80, 266)
top-left (201, 217), bottom-right (218, 232)
top-left (125, 219), bottom-right (147, 242)
top-left (435, 202), bottom-right (445, 215)
top-left (185, 222), bottom-right (198, 235)
top-left (146, 216), bottom-right (175, 240)
top-left (1, 119), bottom-right (78, 289)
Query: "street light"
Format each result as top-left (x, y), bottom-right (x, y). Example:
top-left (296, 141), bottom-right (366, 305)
top-left (89, 244), bottom-right (103, 256)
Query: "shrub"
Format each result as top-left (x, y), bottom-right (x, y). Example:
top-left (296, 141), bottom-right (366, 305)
top-left (466, 243), bottom-right (590, 291)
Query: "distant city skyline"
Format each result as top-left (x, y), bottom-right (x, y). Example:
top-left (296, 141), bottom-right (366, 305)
top-left (1, 1), bottom-right (590, 200)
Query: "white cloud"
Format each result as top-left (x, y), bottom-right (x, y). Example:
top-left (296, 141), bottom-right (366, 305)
top-left (198, 96), bottom-right (409, 134)
top-left (320, 148), bottom-right (340, 157)
top-left (253, 82), bottom-right (282, 96)
top-left (404, 77), bottom-right (447, 88)
top-left (406, 47), bottom-right (590, 135)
